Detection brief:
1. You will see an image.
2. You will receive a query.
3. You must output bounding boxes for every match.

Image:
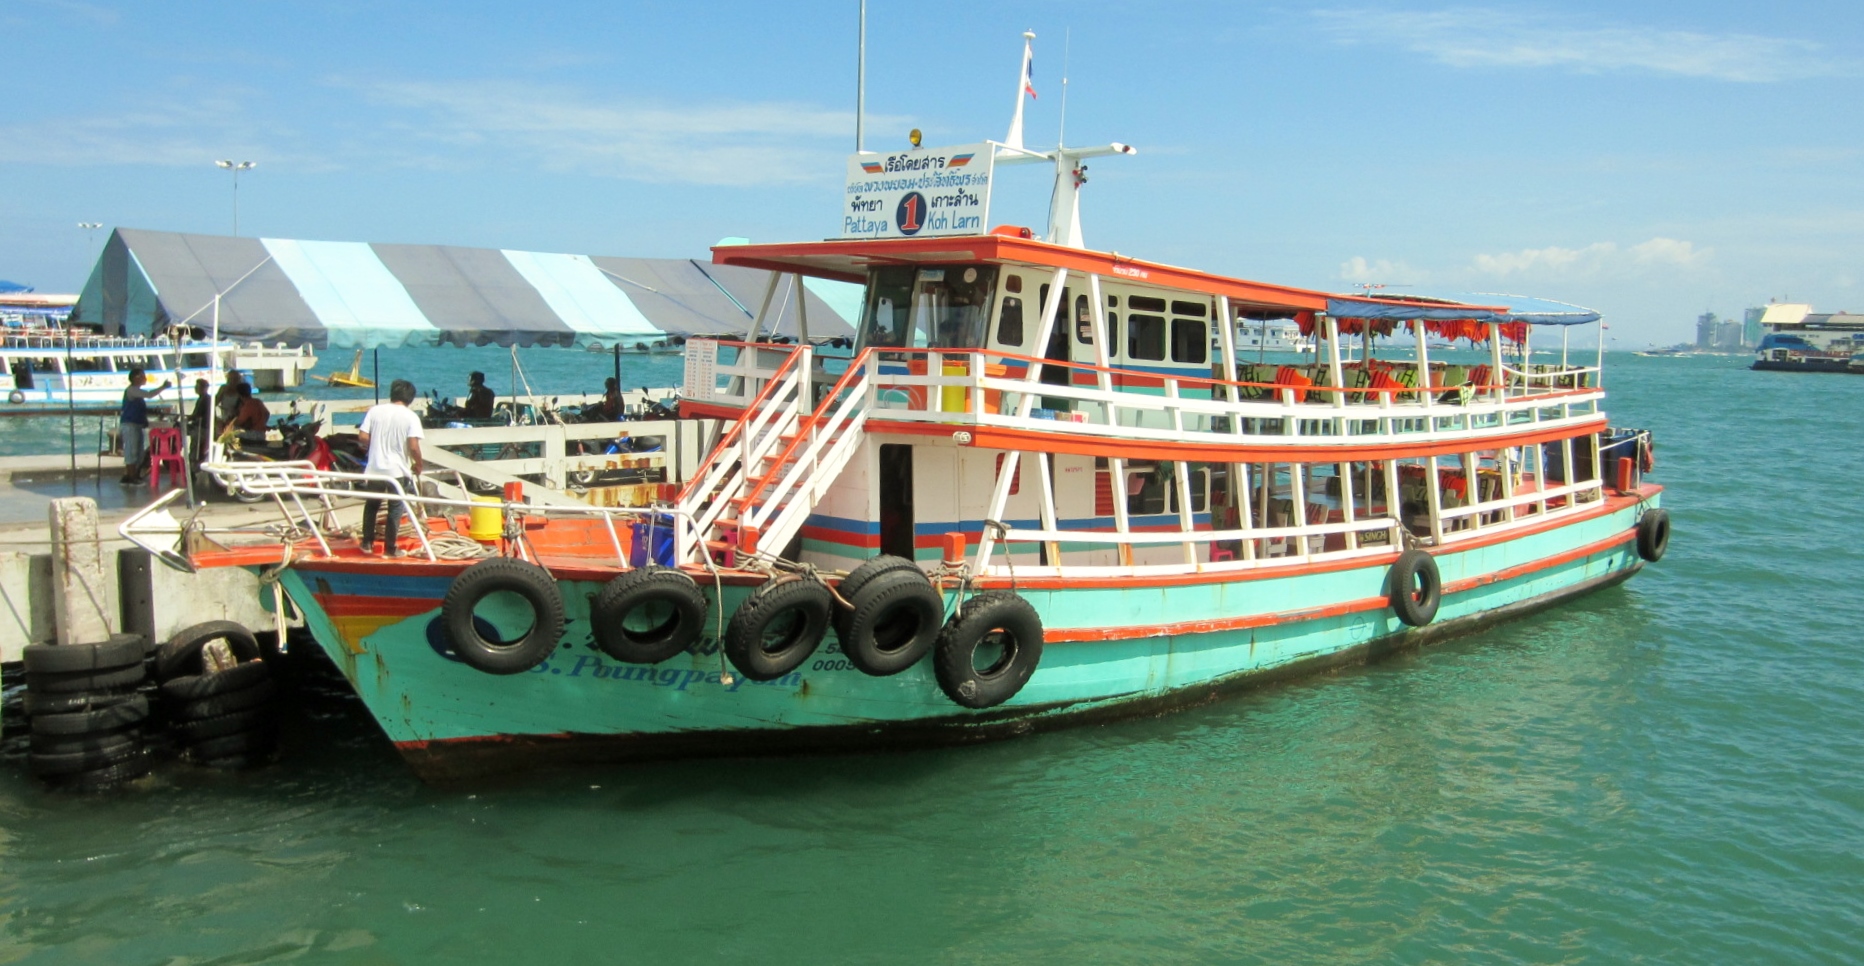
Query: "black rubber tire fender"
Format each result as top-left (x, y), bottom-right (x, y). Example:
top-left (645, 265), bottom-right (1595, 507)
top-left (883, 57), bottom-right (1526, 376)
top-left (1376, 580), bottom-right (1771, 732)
top-left (835, 555), bottom-right (922, 613)
top-left (174, 679), bottom-right (277, 721)
top-left (30, 741), bottom-right (144, 777)
top-left (724, 577), bottom-right (832, 681)
top-left (590, 567), bottom-right (709, 664)
top-left (22, 634), bottom-right (145, 674)
top-left (31, 727), bottom-right (141, 756)
top-left (158, 660), bottom-right (271, 703)
top-left (188, 729), bottom-right (279, 761)
top-left (1636, 508), bottom-right (1670, 563)
top-left (1389, 549), bottom-right (1443, 627)
top-left (441, 558), bottom-right (565, 675)
top-left (174, 706), bottom-right (273, 743)
top-left (156, 621), bottom-right (261, 681)
top-left (26, 663), bottom-right (144, 694)
top-left (839, 569), bottom-right (945, 676)
top-left (29, 696), bottom-right (149, 735)
top-left (933, 590), bottom-right (1044, 709)
top-left (24, 688), bottom-right (143, 717)
top-left (45, 757), bottom-right (152, 790)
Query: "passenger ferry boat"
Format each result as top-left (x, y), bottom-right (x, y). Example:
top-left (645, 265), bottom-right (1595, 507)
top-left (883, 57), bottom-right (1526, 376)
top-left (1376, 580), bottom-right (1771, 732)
top-left (130, 41), bottom-right (1667, 781)
top-left (0, 329), bottom-right (320, 408)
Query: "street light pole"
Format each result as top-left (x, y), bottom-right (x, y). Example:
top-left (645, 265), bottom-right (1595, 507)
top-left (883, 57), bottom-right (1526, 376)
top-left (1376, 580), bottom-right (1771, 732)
top-left (214, 160), bottom-right (256, 235)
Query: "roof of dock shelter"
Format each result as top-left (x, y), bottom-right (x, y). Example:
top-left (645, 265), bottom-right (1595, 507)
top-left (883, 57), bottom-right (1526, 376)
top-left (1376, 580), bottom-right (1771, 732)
top-left (68, 229), bottom-right (859, 349)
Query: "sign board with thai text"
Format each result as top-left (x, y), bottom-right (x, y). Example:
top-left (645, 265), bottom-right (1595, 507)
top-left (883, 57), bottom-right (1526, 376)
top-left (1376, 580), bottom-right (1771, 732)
top-left (842, 142), bottom-right (995, 240)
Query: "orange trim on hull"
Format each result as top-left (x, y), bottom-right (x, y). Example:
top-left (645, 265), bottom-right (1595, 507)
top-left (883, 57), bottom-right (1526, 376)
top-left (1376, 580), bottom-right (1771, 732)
top-left (867, 416), bottom-right (1611, 464)
top-left (1044, 528), bottom-right (1637, 642)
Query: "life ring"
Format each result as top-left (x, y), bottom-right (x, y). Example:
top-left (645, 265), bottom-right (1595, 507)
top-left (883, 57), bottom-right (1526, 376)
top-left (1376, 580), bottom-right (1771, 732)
top-left (838, 569), bottom-right (944, 676)
top-left (1389, 549), bottom-right (1442, 627)
top-left (590, 566), bottom-right (709, 664)
top-left (933, 590), bottom-right (1043, 709)
top-left (724, 577), bottom-right (832, 681)
top-left (7, 390), bottom-right (22, 404)
top-left (441, 558), bottom-right (565, 674)
top-left (1636, 508), bottom-right (1670, 562)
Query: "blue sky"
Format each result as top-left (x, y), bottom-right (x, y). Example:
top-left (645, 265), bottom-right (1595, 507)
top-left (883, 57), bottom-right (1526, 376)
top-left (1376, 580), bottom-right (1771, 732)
top-left (4, 0), bottom-right (1859, 344)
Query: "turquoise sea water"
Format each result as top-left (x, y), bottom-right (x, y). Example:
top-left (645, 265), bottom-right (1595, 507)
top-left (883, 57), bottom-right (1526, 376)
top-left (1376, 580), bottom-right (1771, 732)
top-left (3, 353), bottom-right (1862, 963)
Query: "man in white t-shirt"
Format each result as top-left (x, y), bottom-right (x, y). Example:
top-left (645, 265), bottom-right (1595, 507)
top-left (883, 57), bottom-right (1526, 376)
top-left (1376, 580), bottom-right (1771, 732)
top-left (357, 379), bottom-right (425, 556)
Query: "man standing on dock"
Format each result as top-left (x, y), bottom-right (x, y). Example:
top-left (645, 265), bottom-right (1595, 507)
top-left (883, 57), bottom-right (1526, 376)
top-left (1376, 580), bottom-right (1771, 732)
top-left (357, 379), bottom-right (424, 557)
top-left (118, 367), bottom-right (171, 485)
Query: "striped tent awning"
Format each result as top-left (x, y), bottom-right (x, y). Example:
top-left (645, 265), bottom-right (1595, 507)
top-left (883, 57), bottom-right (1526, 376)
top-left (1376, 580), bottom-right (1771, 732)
top-left (71, 229), bottom-right (859, 348)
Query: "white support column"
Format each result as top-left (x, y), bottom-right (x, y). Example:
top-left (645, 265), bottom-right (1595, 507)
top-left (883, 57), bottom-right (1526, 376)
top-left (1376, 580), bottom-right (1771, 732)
top-left (1175, 460), bottom-right (1197, 566)
top-left (1216, 296), bottom-right (1238, 400)
top-left (973, 450), bottom-right (1022, 574)
top-left (1088, 274), bottom-right (1113, 427)
top-left (746, 272), bottom-right (781, 343)
top-left (1035, 452), bottom-right (1063, 567)
top-left (1232, 461), bottom-right (1256, 560)
top-left (1424, 454), bottom-right (1445, 545)
top-left (1018, 267), bottom-right (1071, 418)
top-left (1109, 456), bottom-right (1133, 568)
top-left (1414, 319), bottom-right (1434, 412)
top-left (1289, 461), bottom-right (1309, 559)
top-left (1324, 314), bottom-right (1346, 411)
top-left (1488, 322), bottom-right (1506, 404)
top-left (1385, 458), bottom-right (1403, 544)
top-left (1339, 461), bottom-right (1358, 551)
top-left (1500, 445), bottom-right (1518, 522)
top-left (1259, 462), bottom-right (1275, 558)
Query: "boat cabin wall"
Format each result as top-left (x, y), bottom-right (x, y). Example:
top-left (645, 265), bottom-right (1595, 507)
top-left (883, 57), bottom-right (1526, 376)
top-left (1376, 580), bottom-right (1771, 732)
top-left (798, 437), bottom-right (1219, 573)
top-left (856, 264), bottom-right (1224, 394)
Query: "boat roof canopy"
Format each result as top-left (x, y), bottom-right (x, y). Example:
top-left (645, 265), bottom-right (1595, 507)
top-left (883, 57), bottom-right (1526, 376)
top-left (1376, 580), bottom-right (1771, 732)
top-left (1326, 292), bottom-right (1600, 326)
top-left (712, 234), bottom-right (1330, 314)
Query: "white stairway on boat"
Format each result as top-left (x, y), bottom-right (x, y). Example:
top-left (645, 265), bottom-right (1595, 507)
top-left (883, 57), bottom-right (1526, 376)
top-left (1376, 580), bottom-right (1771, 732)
top-left (676, 348), bottom-right (869, 564)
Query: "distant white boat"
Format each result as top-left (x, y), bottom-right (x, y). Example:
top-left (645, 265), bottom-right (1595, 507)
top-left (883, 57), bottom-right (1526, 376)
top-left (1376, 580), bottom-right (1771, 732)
top-left (1231, 321), bottom-right (1313, 354)
top-left (0, 330), bottom-right (240, 408)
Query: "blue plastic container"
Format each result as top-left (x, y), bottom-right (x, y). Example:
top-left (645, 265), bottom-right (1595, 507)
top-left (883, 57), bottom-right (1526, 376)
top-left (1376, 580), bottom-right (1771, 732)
top-left (629, 514), bottom-right (677, 567)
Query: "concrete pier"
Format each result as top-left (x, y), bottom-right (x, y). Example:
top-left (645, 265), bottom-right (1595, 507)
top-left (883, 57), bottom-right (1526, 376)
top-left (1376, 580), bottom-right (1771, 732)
top-left (0, 456), bottom-right (275, 661)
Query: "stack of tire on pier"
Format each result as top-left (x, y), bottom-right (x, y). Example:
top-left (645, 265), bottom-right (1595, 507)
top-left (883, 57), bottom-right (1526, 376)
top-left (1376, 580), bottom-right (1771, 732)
top-left (21, 634), bottom-right (152, 790)
top-left (153, 621), bottom-right (280, 770)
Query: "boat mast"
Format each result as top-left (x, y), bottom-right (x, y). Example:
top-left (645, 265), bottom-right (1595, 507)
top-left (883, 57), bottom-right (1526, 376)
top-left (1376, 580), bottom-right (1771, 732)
top-left (855, 0), bottom-right (866, 152)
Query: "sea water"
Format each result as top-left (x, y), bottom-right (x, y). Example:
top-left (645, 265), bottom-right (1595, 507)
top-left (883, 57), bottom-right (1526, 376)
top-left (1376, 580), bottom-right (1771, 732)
top-left (1, 353), bottom-right (1862, 963)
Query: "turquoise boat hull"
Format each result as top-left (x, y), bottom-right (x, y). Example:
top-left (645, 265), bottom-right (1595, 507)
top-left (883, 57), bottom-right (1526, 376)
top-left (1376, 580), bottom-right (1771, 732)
top-left (277, 492), bottom-right (1657, 781)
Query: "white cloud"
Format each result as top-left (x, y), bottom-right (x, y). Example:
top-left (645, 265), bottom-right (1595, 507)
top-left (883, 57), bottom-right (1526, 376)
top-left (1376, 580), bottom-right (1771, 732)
top-left (1471, 238), bottom-right (1710, 278)
top-left (0, 78), bottom-right (887, 187)
top-left (1313, 8), bottom-right (1841, 82)
top-left (346, 79), bottom-right (881, 186)
top-left (1339, 255), bottom-right (1423, 283)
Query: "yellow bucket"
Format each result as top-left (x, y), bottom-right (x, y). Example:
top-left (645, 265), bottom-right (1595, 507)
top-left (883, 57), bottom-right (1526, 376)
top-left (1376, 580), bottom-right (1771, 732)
top-left (940, 362), bottom-right (969, 413)
top-left (468, 495), bottom-right (503, 543)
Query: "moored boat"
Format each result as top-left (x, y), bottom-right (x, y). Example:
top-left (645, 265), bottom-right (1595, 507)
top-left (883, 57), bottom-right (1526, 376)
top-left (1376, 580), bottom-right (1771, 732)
top-left (125, 39), bottom-right (1668, 781)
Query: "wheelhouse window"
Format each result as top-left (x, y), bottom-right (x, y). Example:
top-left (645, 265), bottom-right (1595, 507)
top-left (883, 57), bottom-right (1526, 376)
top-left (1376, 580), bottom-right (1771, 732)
top-left (1170, 318), bottom-right (1208, 363)
top-left (1128, 314), bottom-right (1166, 360)
top-left (997, 296), bottom-right (1024, 346)
top-left (859, 264), bottom-right (999, 351)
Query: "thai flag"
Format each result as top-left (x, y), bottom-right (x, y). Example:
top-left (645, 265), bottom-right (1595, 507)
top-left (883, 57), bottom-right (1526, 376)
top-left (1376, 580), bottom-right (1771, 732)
top-left (860, 161), bottom-right (884, 174)
top-left (1024, 57), bottom-right (1037, 99)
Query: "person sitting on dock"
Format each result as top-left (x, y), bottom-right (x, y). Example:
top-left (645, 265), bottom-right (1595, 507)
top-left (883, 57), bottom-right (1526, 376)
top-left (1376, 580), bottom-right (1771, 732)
top-left (228, 382), bottom-right (272, 444)
top-left (118, 367), bottom-right (171, 485)
top-left (600, 377), bottom-right (623, 421)
top-left (465, 371), bottom-right (495, 419)
top-left (357, 379), bottom-right (425, 557)
top-left (213, 366), bottom-right (246, 435)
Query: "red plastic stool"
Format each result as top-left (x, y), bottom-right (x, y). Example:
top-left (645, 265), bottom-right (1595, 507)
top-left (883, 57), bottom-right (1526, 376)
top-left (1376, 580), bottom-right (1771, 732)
top-left (147, 427), bottom-right (186, 490)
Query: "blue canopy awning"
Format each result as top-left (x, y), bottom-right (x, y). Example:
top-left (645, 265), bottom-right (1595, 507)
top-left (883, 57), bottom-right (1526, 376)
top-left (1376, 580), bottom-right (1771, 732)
top-left (1326, 292), bottom-right (1599, 326)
